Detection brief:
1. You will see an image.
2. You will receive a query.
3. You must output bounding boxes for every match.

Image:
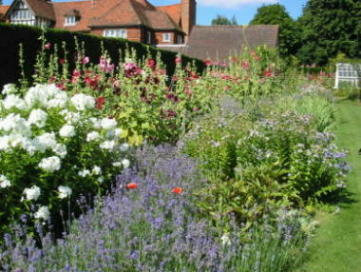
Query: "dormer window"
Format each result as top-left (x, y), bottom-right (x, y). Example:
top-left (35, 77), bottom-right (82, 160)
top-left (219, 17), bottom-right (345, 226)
top-left (162, 33), bottom-right (172, 42)
top-left (64, 16), bottom-right (76, 26)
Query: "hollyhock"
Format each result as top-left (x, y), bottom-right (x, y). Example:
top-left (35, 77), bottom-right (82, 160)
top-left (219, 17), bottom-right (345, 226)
top-left (58, 185), bottom-right (72, 199)
top-left (23, 185), bottom-right (41, 201)
top-left (96, 96), bottom-right (106, 110)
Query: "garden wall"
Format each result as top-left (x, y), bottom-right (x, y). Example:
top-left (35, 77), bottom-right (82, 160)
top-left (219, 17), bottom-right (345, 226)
top-left (0, 23), bottom-right (205, 88)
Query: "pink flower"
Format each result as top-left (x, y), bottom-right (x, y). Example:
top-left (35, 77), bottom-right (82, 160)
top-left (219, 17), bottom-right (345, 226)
top-left (99, 57), bottom-right (114, 73)
top-left (241, 61), bottom-right (250, 70)
top-left (44, 43), bottom-right (51, 50)
top-left (175, 57), bottom-right (182, 64)
top-left (82, 56), bottom-right (90, 65)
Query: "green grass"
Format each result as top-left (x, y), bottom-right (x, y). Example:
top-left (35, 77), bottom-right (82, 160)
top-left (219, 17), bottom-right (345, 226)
top-left (298, 99), bottom-right (361, 272)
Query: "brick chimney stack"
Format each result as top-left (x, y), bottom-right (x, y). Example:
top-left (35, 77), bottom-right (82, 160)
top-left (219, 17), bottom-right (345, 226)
top-left (181, 0), bottom-right (196, 42)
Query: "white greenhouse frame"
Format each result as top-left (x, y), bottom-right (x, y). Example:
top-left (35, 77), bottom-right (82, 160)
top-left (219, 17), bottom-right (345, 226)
top-left (335, 63), bottom-right (361, 89)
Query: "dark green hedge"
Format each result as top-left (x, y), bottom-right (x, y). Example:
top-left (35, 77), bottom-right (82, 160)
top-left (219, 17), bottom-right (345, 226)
top-left (0, 23), bottom-right (205, 88)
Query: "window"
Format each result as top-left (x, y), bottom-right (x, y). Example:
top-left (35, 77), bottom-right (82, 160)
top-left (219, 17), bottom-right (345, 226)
top-left (162, 33), bottom-right (172, 42)
top-left (147, 31), bottom-right (152, 44)
top-left (103, 29), bottom-right (128, 39)
top-left (64, 16), bottom-right (76, 26)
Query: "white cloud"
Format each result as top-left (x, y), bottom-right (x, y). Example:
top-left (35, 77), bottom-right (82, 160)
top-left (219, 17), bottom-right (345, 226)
top-left (198, 0), bottom-right (279, 8)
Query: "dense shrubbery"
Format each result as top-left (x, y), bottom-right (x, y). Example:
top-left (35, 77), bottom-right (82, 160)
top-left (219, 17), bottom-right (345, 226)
top-left (0, 41), bottom-right (349, 271)
top-left (1, 146), bottom-right (307, 272)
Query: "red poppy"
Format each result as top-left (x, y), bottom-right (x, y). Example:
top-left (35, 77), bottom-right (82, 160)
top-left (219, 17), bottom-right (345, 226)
top-left (171, 187), bottom-right (183, 194)
top-left (126, 183), bottom-right (138, 189)
top-left (96, 96), bottom-right (106, 110)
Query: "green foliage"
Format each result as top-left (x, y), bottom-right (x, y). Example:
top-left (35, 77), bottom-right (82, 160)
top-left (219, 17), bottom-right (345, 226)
top-left (211, 15), bottom-right (238, 26)
top-left (297, 0), bottom-right (361, 65)
top-left (250, 4), bottom-right (301, 57)
top-left (0, 23), bottom-right (205, 89)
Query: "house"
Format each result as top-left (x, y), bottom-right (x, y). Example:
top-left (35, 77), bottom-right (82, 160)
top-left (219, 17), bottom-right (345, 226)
top-left (0, 0), bottom-right (196, 45)
top-left (158, 25), bottom-right (279, 62)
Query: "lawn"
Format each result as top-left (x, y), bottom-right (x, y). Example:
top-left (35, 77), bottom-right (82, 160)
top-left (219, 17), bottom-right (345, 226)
top-left (298, 99), bottom-right (361, 272)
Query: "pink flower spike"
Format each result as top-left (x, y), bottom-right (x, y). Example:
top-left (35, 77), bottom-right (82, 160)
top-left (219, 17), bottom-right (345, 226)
top-left (44, 43), bottom-right (51, 50)
top-left (82, 56), bottom-right (90, 65)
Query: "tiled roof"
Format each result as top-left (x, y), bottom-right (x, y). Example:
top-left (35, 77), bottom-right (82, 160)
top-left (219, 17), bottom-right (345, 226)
top-left (2, 0), bottom-right (183, 32)
top-left (159, 25), bottom-right (279, 61)
top-left (157, 4), bottom-right (182, 25)
top-left (89, 0), bottom-right (181, 31)
top-left (0, 5), bottom-right (9, 19)
top-left (25, 0), bottom-right (55, 21)
top-left (53, 1), bottom-right (95, 32)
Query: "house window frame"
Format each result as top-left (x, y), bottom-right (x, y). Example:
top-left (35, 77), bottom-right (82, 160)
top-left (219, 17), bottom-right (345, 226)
top-left (103, 29), bottom-right (128, 39)
top-left (64, 15), bottom-right (77, 26)
top-left (162, 33), bottom-right (172, 42)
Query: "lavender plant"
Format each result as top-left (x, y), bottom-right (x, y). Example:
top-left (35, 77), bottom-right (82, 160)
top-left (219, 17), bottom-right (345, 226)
top-left (0, 146), bottom-right (306, 272)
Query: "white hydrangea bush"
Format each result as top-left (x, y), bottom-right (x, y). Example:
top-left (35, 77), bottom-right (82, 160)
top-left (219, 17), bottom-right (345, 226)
top-left (0, 84), bottom-right (130, 231)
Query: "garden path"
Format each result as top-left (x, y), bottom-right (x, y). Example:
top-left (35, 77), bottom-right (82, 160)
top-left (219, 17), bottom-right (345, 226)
top-left (299, 100), bottom-right (361, 272)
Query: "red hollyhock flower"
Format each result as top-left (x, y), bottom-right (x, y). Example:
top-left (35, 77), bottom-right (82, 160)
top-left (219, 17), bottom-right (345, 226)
top-left (96, 96), bottom-right (106, 110)
top-left (204, 59), bottom-right (213, 66)
top-left (171, 187), bottom-right (183, 194)
top-left (59, 58), bottom-right (65, 64)
top-left (175, 57), bottom-right (182, 64)
top-left (126, 183), bottom-right (138, 189)
top-left (263, 69), bottom-right (273, 78)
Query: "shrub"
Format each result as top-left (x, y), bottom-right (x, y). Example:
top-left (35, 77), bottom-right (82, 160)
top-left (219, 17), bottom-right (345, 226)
top-left (0, 83), bottom-right (130, 236)
top-left (0, 146), bottom-right (307, 272)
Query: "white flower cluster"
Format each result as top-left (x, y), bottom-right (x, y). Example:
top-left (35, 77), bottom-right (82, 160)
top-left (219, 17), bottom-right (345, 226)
top-left (0, 84), bottom-right (131, 223)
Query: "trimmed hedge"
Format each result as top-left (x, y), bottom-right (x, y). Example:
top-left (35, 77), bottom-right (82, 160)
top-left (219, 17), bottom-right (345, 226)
top-left (0, 23), bottom-right (205, 88)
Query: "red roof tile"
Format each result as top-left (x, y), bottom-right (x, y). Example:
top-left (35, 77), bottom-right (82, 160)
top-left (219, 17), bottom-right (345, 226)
top-left (157, 4), bottom-right (182, 25)
top-left (26, 0), bottom-right (55, 21)
top-left (53, 1), bottom-right (93, 32)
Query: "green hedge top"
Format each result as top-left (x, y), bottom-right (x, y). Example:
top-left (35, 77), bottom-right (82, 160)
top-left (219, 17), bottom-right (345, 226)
top-left (0, 23), bottom-right (205, 88)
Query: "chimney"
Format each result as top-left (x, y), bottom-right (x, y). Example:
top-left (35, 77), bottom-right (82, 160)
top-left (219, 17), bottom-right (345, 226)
top-left (181, 0), bottom-right (196, 42)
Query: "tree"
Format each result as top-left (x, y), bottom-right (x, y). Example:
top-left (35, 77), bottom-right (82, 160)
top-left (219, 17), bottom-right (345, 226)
top-left (297, 0), bottom-right (361, 65)
top-left (211, 15), bottom-right (238, 26)
top-left (250, 4), bottom-right (301, 57)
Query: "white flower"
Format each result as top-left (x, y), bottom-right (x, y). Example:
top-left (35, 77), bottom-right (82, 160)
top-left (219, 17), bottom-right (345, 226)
top-left (78, 169), bottom-right (91, 177)
top-left (122, 159), bottom-right (130, 169)
top-left (25, 84), bottom-right (61, 108)
top-left (71, 94), bottom-right (95, 111)
top-left (47, 92), bottom-right (68, 109)
top-left (60, 110), bottom-right (81, 124)
top-left (86, 131), bottom-right (100, 142)
top-left (58, 185), bottom-right (72, 199)
top-left (100, 118), bottom-right (117, 130)
top-left (112, 161), bottom-right (122, 167)
top-left (2, 84), bottom-right (17, 95)
top-left (53, 143), bottom-right (67, 158)
top-left (0, 175), bottom-right (11, 188)
top-left (0, 136), bottom-right (10, 151)
top-left (90, 118), bottom-right (101, 129)
top-left (35, 133), bottom-right (57, 152)
top-left (2, 94), bottom-right (27, 110)
top-left (221, 233), bottom-right (231, 246)
top-left (97, 177), bottom-right (104, 183)
top-left (59, 124), bottom-right (75, 138)
top-left (34, 206), bottom-right (50, 220)
top-left (0, 114), bottom-right (31, 136)
top-left (39, 156), bottom-right (61, 172)
top-left (23, 185), bottom-right (41, 201)
top-left (92, 166), bottom-right (102, 175)
top-left (114, 128), bottom-right (122, 137)
top-left (28, 109), bottom-right (48, 128)
top-left (120, 143), bottom-right (129, 152)
top-left (100, 140), bottom-right (116, 150)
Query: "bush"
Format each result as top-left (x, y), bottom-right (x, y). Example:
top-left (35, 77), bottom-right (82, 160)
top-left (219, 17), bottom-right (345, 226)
top-left (0, 83), bottom-right (130, 236)
top-left (0, 146), bottom-right (307, 272)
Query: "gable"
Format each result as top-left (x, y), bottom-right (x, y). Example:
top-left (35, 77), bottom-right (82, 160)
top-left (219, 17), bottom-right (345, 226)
top-left (6, 0), bottom-right (55, 21)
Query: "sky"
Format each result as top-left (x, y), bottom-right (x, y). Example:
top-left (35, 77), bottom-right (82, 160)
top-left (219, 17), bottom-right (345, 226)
top-left (2, 0), bottom-right (308, 25)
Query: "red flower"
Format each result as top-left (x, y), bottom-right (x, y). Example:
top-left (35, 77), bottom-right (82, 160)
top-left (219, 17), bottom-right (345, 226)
top-left (147, 59), bottom-right (156, 70)
top-left (204, 59), bottom-right (213, 66)
top-left (96, 96), bottom-right (106, 110)
top-left (126, 183), bottom-right (138, 189)
top-left (241, 61), bottom-right (250, 70)
top-left (263, 69), bottom-right (273, 78)
top-left (59, 58), bottom-right (65, 64)
top-left (171, 187), bottom-right (183, 194)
